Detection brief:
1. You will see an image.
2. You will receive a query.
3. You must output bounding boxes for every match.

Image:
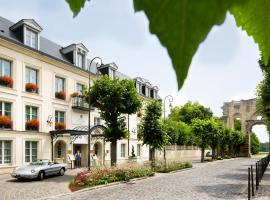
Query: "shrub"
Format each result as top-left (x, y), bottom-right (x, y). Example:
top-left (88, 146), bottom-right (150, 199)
top-left (0, 76), bottom-right (13, 87)
top-left (153, 161), bottom-right (192, 173)
top-left (55, 91), bottom-right (66, 100)
top-left (25, 83), bottom-right (38, 93)
top-left (55, 122), bottom-right (66, 130)
top-left (26, 119), bottom-right (39, 131)
top-left (0, 116), bottom-right (12, 128)
top-left (70, 165), bottom-right (154, 190)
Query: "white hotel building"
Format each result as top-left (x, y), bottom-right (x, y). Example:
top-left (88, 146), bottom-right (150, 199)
top-left (0, 17), bottom-right (159, 173)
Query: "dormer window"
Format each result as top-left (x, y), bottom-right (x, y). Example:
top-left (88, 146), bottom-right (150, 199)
top-left (77, 53), bottom-right (83, 68)
top-left (25, 28), bottom-right (38, 49)
top-left (97, 63), bottom-right (118, 79)
top-left (10, 19), bottom-right (42, 50)
top-left (109, 68), bottom-right (116, 79)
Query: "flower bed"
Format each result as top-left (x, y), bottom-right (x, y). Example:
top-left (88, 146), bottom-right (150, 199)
top-left (0, 116), bottom-right (12, 129)
top-left (55, 91), bottom-right (66, 100)
top-left (153, 162), bottom-right (192, 173)
top-left (55, 122), bottom-right (66, 130)
top-left (69, 165), bottom-right (154, 191)
top-left (0, 76), bottom-right (13, 87)
top-left (25, 83), bottom-right (38, 93)
top-left (26, 119), bottom-right (39, 131)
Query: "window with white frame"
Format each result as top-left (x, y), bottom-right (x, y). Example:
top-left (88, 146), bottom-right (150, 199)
top-left (25, 106), bottom-right (38, 121)
top-left (0, 58), bottom-right (11, 77)
top-left (25, 28), bottom-right (38, 49)
top-left (94, 117), bottom-right (101, 126)
top-left (25, 67), bottom-right (37, 84)
top-left (137, 144), bottom-right (141, 157)
top-left (0, 140), bottom-right (12, 164)
top-left (0, 102), bottom-right (11, 117)
top-left (25, 141), bottom-right (37, 163)
top-left (55, 111), bottom-right (65, 123)
top-left (55, 77), bottom-right (65, 93)
top-left (120, 144), bottom-right (126, 158)
top-left (77, 53), bottom-right (84, 68)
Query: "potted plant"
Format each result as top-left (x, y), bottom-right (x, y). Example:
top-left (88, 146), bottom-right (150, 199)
top-left (0, 76), bottom-right (13, 87)
top-left (128, 146), bottom-right (137, 162)
top-left (26, 119), bottom-right (39, 131)
top-left (25, 83), bottom-right (38, 93)
top-left (0, 116), bottom-right (12, 129)
top-left (55, 122), bottom-right (66, 130)
top-left (70, 92), bottom-right (79, 98)
top-left (55, 91), bottom-right (66, 100)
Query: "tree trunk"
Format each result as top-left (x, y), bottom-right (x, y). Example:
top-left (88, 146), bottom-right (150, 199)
top-left (151, 147), bottom-right (156, 167)
top-left (110, 141), bottom-right (117, 167)
top-left (212, 148), bottom-right (215, 160)
top-left (201, 147), bottom-right (205, 162)
top-left (164, 147), bottom-right (167, 169)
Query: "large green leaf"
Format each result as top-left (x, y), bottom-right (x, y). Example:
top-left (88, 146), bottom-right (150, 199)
top-left (230, 0), bottom-right (270, 65)
top-left (133, 0), bottom-right (234, 89)
top-left (66, 0), bottom-right (86, 17)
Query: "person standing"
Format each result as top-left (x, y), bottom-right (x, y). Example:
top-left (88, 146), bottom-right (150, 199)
top-left (74, 150), bottom-right (82, 168)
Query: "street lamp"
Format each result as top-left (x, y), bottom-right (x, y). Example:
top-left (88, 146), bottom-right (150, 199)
top-left (163, 94), bottom-right (173, 169)
top-left (88, 57), bottom-right (103, 171)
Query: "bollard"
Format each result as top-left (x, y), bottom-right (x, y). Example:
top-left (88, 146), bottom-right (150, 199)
top-left (248, 167), bottom-right (251, 200)
top-left (251, 165), bottom-right (254, 196)
top-left (256, 162), bottom-right (259, 190)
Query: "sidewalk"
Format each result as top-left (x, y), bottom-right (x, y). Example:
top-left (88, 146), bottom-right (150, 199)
top-left (255, 163), bottom-right (270, 199)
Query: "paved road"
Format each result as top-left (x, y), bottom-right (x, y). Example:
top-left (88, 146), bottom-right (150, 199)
top-left (46, 158), bottom-right (260, 200)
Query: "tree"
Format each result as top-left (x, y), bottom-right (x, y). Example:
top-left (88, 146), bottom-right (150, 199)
top-left (230, 130), bottom-right (245, 157)
top-left (234, 119), bottom-right (242, 131)
top-left (191, 119), bottom-right (211, 162)
top-left (66, 1), bottom-right (270, 89)
top-left (169, 101), bottom-right (213, 125)
top-left (207, 119), bottom-right (223, 159)
top-left (220, 127), bottom-right (232, 157)
top-left (87, 76), bottom-right (142, 166)
top-left (139, 100), bottom-right (168, 167)
top-left (250, 132), bottom-right (260, 155)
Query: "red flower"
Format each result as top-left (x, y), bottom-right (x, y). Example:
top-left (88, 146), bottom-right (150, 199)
top-left (26, 119), bottom-right (39, 130)
top-left (0, 76), bottom-right (13, 87)
top-left (55, 122), bottom-right (66, 130)
top-left (56, 91), bottom-right (66, 100)
top-left (25, 83), bottom-right (38, 93)
top-left (0, 116), bottom-right (12, 128)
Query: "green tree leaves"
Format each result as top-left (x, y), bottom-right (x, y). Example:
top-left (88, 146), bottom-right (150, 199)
top-left (66, 0), bottom-right (86, 17)
top-left (230, 0), bottom-right (270, 65)
top-left (133, 0), bottom-right (233, 89)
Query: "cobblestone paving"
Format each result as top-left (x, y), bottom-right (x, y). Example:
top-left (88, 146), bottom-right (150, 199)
top-left (45, 158), bottom-right (261, 200)
top-left (0, 168), bottom-right (81, 200)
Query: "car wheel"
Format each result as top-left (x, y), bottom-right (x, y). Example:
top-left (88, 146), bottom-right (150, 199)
top-left (59, 168), bottom-right (65, 176)
top-left (38, 171), bottom-right (45, 181)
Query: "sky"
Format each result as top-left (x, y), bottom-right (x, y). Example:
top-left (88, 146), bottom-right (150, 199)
top-left (0, 0), bottom-right (268, 142)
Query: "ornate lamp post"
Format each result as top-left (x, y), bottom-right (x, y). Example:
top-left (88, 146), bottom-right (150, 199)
top-left (88, 57), bottom-right (103, 171)
top-left (163, 95), bottom-right (173, 168)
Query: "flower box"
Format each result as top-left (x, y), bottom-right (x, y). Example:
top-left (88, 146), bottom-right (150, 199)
top-left (26, 119), bottom-right (39, 131)
top-left (55, 91), bottom-right (66, 100)
top-left (25, 83), bottom-right (38, 93)
top-left (55, 122), bottom-right (66, 130)
top-left (70, 92), bottom-right (79, 98)
top-left (0, 116), bottom-right (12, 129)
top-left (0, 76), bottom-right (13, 88)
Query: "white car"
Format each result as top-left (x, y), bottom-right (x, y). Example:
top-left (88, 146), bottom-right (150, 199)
top-left (11, 159), bottom-right (67, 180)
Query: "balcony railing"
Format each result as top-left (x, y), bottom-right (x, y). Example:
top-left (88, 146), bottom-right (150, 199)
top-left (72, 96), bottom-right (90, 111)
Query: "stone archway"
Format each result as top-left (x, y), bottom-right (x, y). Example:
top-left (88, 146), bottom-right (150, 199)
top-left (222, 98), bottom-right (268, 157)
top-left (54, 140), bottom-right (67, 163)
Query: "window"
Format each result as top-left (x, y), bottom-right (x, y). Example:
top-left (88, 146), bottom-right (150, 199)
top-left (55, 77), bottom-right (65, 93)
top-left (25, 67), bottom-right (37, 84)
top-left (76, 83), bottom-right (83, 95)
top-left (0, 58), bottom-right (11, 77)
top-left (25, 106), bottom-right (38, 121)
top-left (120, 144), bottom-right (126, 158)
top-left (142, 85), bottom-right (146, 95)
top-left (25, 141), bottom-right (37, 163)
top-left (109, 69), bottom-right (115, 79)
top-left (94, 117), bottom-right (101, 126)
top-left (0, 102), bottom-right (11, 117)
top-left (150, 89), bottom-right (154, 98)
top-left (77, 53), bottom-right (84, 68)
top-left (55, 111), bottom-right (65, 123)
top-left (0, 141), bottom-right (11, 164)
top-left (25, 28), bottom-right (38, 49)
top-left (137, 144), bottom-right (141, 157)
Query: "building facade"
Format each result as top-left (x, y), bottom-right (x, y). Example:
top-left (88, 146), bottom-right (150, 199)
top-left (0, 17), bottom-right (159, 173)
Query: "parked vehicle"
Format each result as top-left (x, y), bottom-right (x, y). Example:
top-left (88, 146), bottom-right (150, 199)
top-left (11, 159), bottom-right (67, 180)
top-left (206, 151), bottom-right (212, 157)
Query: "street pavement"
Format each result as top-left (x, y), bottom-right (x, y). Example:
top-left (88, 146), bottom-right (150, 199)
top-left (0, 158), bottom-right (264, 200)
